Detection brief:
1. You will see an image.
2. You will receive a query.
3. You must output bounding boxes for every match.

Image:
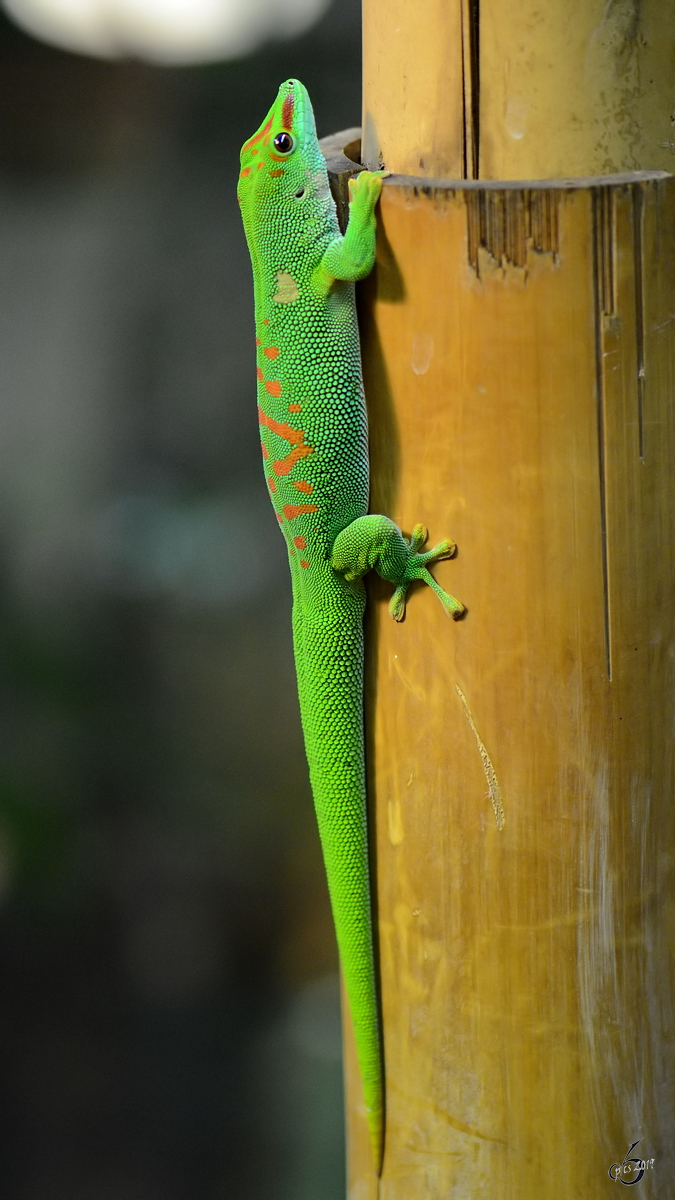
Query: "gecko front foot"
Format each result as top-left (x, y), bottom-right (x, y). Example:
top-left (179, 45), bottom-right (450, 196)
top-left (331, 515), bottom-right (464, 622)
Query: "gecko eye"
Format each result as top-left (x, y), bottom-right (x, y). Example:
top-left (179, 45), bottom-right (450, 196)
top-left (294, 187), bottom-right (306, 199)
top-left (273, 132), bottom-right (294, 154)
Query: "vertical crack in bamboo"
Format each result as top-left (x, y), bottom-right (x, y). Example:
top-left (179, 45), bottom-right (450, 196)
top-left (632, 184), bottom-right (646, 461)
top-left (469, 0), bottom-right (480, 179)
top-left (460, 1), bottom-right (480, 180)
top-left (456, 686), bottom-right (505, 831)
top-left (460, 2), bottom-right (470, 180)
top-left (592, 187), bottom-right (613, 682)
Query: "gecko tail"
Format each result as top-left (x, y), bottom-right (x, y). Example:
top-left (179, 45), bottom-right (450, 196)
top-left (294, 605), bottom-right (384, 1176)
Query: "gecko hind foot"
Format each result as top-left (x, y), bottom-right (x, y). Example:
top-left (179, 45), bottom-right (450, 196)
top-left (330, 514), bottom-right (463, 622)
top-left (389, 524), bottom-right (464, 622)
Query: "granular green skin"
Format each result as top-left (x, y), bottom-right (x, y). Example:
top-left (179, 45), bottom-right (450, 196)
top-left (238, 79), bottom-right (463, 1173)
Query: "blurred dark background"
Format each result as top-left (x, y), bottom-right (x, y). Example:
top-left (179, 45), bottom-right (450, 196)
top-left (0, 2), bottom-right (361, 1195)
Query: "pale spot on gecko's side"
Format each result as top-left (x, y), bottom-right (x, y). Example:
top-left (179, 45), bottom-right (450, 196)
top-left (411, 332), bottom-right (434, 375)
top-left (273, 272), bottom-right (300, 303)
top-left (456, 685), bottom-right (505, 831)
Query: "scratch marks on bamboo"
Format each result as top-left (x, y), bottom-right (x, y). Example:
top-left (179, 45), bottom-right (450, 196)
top-left (455, 686), bottom-right (505, 831)
top-left (464, 188), bottom-right (560, 273)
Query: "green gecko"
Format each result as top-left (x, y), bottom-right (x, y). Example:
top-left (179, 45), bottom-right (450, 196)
top-left (237, 79), bottom-right (463, 1174)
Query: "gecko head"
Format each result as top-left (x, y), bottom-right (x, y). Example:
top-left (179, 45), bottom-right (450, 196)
top-left (237, 79), bottom-right (328, 227)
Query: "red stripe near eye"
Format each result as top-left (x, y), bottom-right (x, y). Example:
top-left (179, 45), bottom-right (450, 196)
top-left (242, 117), bottom-right (273, 153)
top-left (281, 94), bottom-right (295, 130)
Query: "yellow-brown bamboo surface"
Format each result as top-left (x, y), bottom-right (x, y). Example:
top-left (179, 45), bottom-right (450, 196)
top-left (362, 0), bottom-right (675, 180)
top-left (322, 135), bottom-right (675, 1199)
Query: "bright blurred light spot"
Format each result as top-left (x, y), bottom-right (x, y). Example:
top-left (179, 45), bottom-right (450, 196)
top-left (2, 0), bottom-right (331, 63)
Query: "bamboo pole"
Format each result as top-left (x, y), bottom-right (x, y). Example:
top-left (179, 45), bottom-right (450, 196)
top-left (362, 1), bottom-right (675, 180)
top-left (321, 2), bottom-right (675, 1196)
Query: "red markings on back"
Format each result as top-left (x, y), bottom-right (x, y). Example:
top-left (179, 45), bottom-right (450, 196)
top-left (265, 380), bottom-right (282, 397)
top-left (261, 444), bottom-right (269, 459)
top-left (263, 319), bottom-right (269, 325)
top-left (256, 337), bottom-right (262, 346)
top-left (264, 347), bottom-right (280, 359)
top-left (258, 407), bottom-right (310, 446)
top-left (268, 478), bottom-right (277, 493)
top-left (288, 403), bottom-right (301, 413)
top-left (300, 560), bottom-right (310, 569)
top-left (281, 93), bottom-right (295, 130)
top-left (275, 512), bottom-right (283, 524)
top-left (269, 169), bottom-right (284, 177)
top-left (293, 480), bottom-right (313, 494)
top-left (258, 405), bottom-right (314, 477)
top-left (275, 447), bottom-right (312, 475)
top-left (240, 167), bottom-right (251, 177)
top-left (283, 504), bottom-right (318, 520)
top-left (293, 536), bottom-right (306, 549)
top-left (256, 367), bottom-right (263, 381)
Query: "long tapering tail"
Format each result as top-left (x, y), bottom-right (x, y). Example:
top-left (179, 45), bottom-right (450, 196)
top-left (293, 599), bottom-right (384, 1172)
